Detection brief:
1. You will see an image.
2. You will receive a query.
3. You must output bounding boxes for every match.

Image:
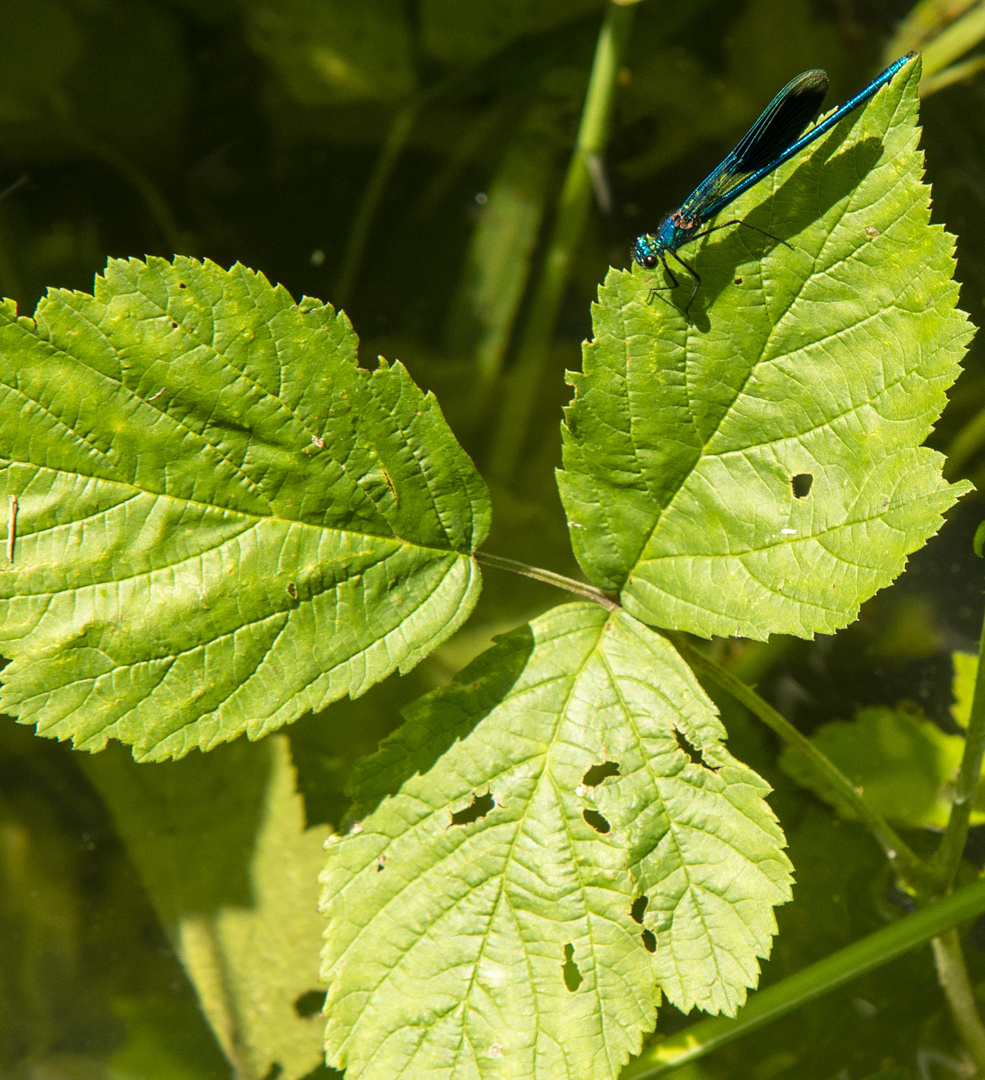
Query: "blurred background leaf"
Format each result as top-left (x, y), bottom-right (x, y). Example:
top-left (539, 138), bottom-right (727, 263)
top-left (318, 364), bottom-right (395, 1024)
top-left (242, 0), bottom-right (417, 105)
top-left (82, 736), bottom-right (330, 1080)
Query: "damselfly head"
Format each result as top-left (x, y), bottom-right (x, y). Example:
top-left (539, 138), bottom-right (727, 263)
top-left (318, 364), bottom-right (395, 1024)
top-left (632, 234), bottom-right (660, 269)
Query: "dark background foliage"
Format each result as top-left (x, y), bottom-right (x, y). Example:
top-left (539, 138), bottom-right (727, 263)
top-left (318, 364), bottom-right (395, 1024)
top-left (2, 1), bottom-right (985, 1078)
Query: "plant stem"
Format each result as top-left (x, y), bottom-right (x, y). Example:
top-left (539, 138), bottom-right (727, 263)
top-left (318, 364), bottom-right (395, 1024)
top-left (621, 874), bottom-right (985, 1079)
top-left (69, 126), bottom-right (187, 253)
top-left (921, 572), bottom-right (985, 1063)
top-left (931, 929), bottom-right (985, 1070)
top-left (473, 550), bottom-right (618, 609)
top-left (334, 60), bottom-right (487, 309)
top-left (445, 102), bottom-right (560, 414)
top-left (930, 587), bottom-right (985, 891)
top-left (486, 0), bottom-right (634, 484)
top-left (334, 98), bottom-right (421, 308)
top-left (668, 633), bottom-right (927, 891)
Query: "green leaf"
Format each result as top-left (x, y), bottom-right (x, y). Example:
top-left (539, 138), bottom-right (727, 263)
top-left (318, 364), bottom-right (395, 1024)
top-left (108, 995), bottom-right (232, 1080)
top-left (83, 735), bottom-right (330, 1080)
top-left (320, 603), bottom-right (792, 1080)
top-left (65, 0), bottom-right (190, 167)
top-left (242, 0), bottom-right (416, 105)
top-left (0, 0), bottom-right (81, 130)
top-left (443, 103), bottom-right (560, 412)
top-left (952, 649), bottom-right (977, 728)
top-left (779, 704), bottom-right (964, 829)
top-left (420, 0), bottom-right (604, 65)
top-left (974, 519), bottom-right (985, 557)
top-left (779, 653), bottom-right (985, 830)
top-left (0, 0), bottom-right (188, 166)
top-left (0, 256), bottom-right (489, 760)
top-left (558, 57), bottom-right (973, 640)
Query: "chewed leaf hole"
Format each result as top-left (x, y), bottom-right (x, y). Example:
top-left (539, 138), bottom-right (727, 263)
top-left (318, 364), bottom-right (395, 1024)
top-left (791, 472), bottom-right (814, 498)
top-left (562, 943), bottom-right (583, 991)
top-left (450, 791), bottom-right (495, 826)
top-left (631, 895), bottom-right (649, 924)
top-left (582, 760), bottom-right (620, 786)
top-left (674, 729), bottom-right (703, 766)
top-left (583, 809), bottom-right (611, 834)
top-left (641, 929), bottom-right (656, 953)
top-left (294, 989), bottom-right (326, 1018)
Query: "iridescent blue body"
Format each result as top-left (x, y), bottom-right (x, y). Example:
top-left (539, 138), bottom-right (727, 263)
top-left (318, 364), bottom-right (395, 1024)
top-left (633, 52), bottom-right (915, 317)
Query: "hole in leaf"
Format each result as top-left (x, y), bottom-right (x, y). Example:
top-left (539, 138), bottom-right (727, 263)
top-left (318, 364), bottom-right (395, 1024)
top-left (674, 729), bottom-right (703, 766)
top-left (178, 282), bottom-right (186, 289)
top-left (562, 944), bottom-right (583, 991)
top-left (631, 896), bottom-right (649, 924)
top-left (581, 761), bottom-right (620, 787)
top-left (293, 989), bottom-right (325, 1018)
top-left (641, 929), bottom-right (656, 953)
top-left (171, 321), bottom-right (178, 329)
top-left (286, 582), bottom-right (299, 600)
top-left (450, 791), bottom-right (495, 826)
top-left (733, 276), bottom-right (743, 285)
top-left (376, 855), bottom-right (386, 872)
top-left (583, 809), bottom-right (611, 834)
top-left (791, 473), bottom-right (813, 498)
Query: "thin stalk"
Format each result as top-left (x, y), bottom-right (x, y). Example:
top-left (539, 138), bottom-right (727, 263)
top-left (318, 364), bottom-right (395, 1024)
top-left (921, 573), bottom-right (985, 1064)
top-left (410, 101), bottom-right (510, 225)
top-left (334, 63), bottom-right (484, 308)
top-left (621, 874), bottom-right (985, 1079)
top-left (334, 98), bottom-right (421, 308)
top-left (69, 127), bottom-right (186, 253)
top-left (669, 633), bottom-right (927, 890)
top-left (929, 587), bottom-right (985, 891)
top-left (932, 929), bottom-right (985, 1070)
top-left (444, 102), bottom-right (560, 414)
top-left (0, 174), bottom-right (27, 202)
top-left (0, 208), bottom-right (26, 304)
top-left (724, 635), bottom-right (798, 689)
top-left (473, 550), bottom-right (618, 609)
top-left (486, 1), bottom-right (635, 484)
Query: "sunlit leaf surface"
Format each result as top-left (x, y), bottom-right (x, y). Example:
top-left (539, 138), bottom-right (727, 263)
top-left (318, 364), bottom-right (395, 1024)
top-left (559, 60), bottom-right (972, 639)
top-left (320, 604), bottom-right (792, 1080)
top-left (0, 256), bottom-right (489, 760)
